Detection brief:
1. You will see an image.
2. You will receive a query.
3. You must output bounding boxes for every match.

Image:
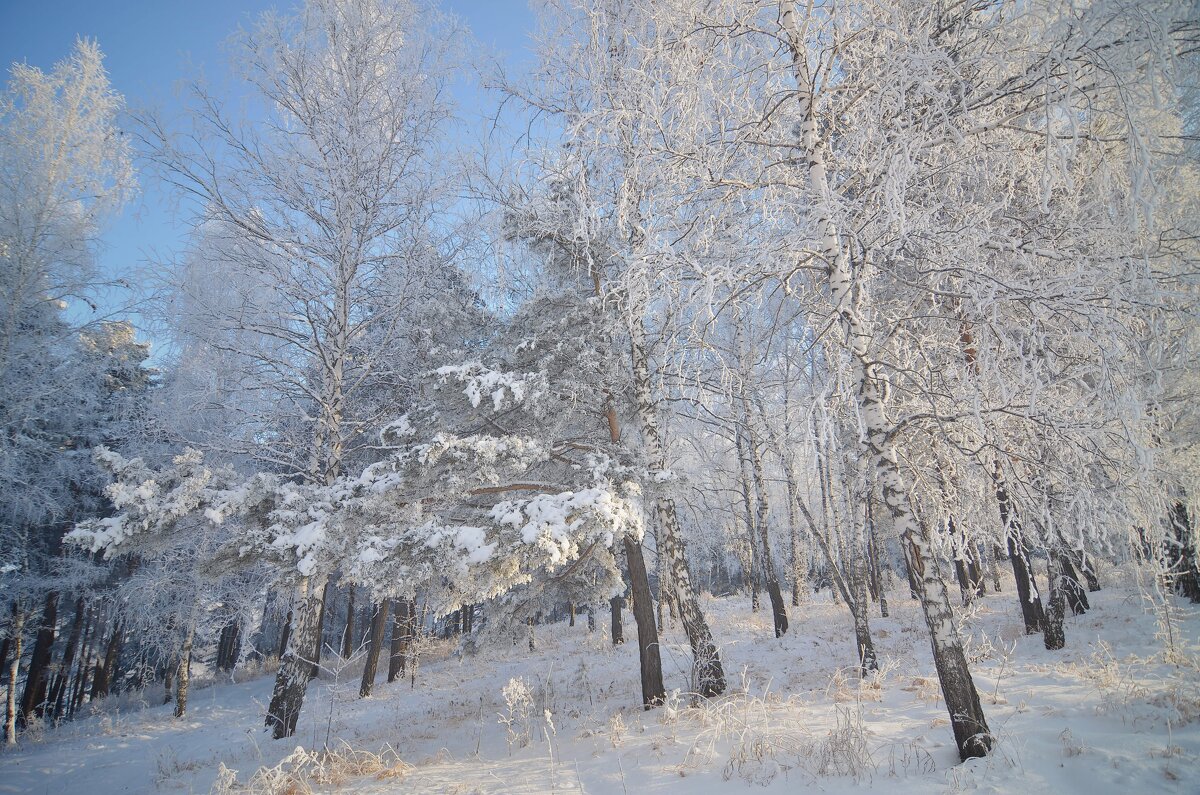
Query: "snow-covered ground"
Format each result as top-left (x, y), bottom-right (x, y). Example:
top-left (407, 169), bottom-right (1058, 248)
top-left (3, 565), bottom-right (1197, 794)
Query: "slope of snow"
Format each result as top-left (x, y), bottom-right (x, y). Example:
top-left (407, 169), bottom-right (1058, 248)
top-left (1, 565), bottom-right (1196, 794)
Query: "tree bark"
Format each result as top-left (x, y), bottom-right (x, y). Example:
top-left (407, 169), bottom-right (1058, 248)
top-left (68, 607), bottom-right (94, 717)
top-left (266, 575), bottom-right (326, 739)
top-left (1043, 555), bottom-right (1068, 650)
top-left (609, 596), bottom-right (625, 645)
top-left (780, 3), bottom-right (992, 758)
top-left (740, 409), bottom-right (788, 636)
top-left (49, 596), bottom-right (85, 719)
top-left (994, 471), bottom-right (1045, 633)
top-left (387, 598), bottom-right (413, 683)
top-left (173, 623), bottom-right (194, 718)
top-left (359, 600), bottom-right (390, 698)
top-left (20, 590), bottom-right (58, 720)
top-left (277, 609), bottom-right (293, 661)
top-left (341, 585), bottom-right (356, 659)
top-left (4, 606), bottom-right (24, 744)
top-left (630, 317), bottom-right (725, 697)
top-left (91, 619), bottom-right (122, 701)
top-left (624, 536), bottom-right (666, 707)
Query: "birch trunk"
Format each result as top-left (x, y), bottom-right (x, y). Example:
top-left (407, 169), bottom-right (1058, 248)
top-left (744, 418), bottom-right (788, 636)
top-left (1043, 554), bottom-right (1068, 650)
top-left (630, 316), bottom-right (725, 697)
top-left (4, 606), bottom-right (23, 744)
top-left (781, 2), bottom-right (991, 759)
top-left (736, 429), bottom-right (763, 612)
top-left (266, 575), bottom-right (326, 738)
top-left (173, 622), bottom-right (194, 718)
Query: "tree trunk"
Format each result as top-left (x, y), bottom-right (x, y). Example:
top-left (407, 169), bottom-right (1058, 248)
top-left (266, 575), bottom-right (326, 739)
top-left (217, 621), bottom-right (241, 672)
top-left (359, 601), bottom-right (390, 698)
top-left (737, 443), bottom-right (763, 613)
top-left (91, 619), bottom-right (122, 701)
top-left (630, 317), bottom-right (725, 697)
top-left (994, 471), bottom-right (1045, 633)
top-left (850, 551), bottom-right (879, 676)
top-left (387, 598), bottom-right (413, 683)
top-left (341, 586), bottom-right (356, 659)
top-left (1043, 555), bottom-right (1068, 651)
top-left (20, 590), bottom-right (58, 720)
top-left (1077, 553), bottom-right (1101, 593)
top-left (277, 610), bottom-right (292, 661)
top-left (4, 606), bottom-right (24, 744)
top-left (173, 623), bottom-right (195, 718)
top-left (867, 498), bottom-right (889, 618)
top-left (780, 3), bottom-right (990, 758)
top-left (740, 409), bottom-right (788, 637)
top-left (69, 607), bottom-right (94, 717)
top-left (988, 546), bottom-right (1003, 593)
top-left (610, 596), bottom-right (625, 645)
top-left (1167, 502), bottom-right (1199, 601)
top-left (49, 596), bottom-right (85, 719)
top-left (1059, 555), bottom-right (1090, 615)
top-left (309, 580), bottom-right (333, 680)
top-left (623, 536), bottom-right (666, 707)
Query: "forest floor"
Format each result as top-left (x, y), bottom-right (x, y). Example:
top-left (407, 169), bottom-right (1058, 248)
top-left (2, 563), bottom-right (1198, 794)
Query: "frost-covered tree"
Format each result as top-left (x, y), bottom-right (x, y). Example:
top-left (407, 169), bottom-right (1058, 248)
top-left (0, 40), bottom-right (140, 744)
top-left (136, 0), bottom-right (463, 737)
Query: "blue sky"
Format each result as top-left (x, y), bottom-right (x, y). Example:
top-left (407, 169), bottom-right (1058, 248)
top-left (0, 0), bottom-right (537, 334)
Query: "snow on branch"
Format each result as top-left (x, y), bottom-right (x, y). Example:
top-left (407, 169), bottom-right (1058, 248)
top-left (433, 362), bottom-right (547, 411)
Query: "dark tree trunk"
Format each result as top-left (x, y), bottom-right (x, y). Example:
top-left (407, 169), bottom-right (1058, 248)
top-left (91, 620), bottom-right (122, 701)
top-left (568, 602), bottom-right (575, 627)
top-left (173, 624), bottom-right (194, 718)
top-left (309, 581), bottom-right (333, 680)
top-left (341, 586), bottom-right (356, 658)
top-left (1043, 555), bottom-right (1067, 651)
top-left (742, 422), bottom-right (788, 638)
top-left (587, 607), bottom-right (596, 632)
top-left (217, 621), bottom-right (241, 671)
top-left (609, 596), bottom-right (624, 645)
top-left (1059, 556), bottom-right (1090, 615)
top-left (623, 536), bottom-right (665, 708)
top-left (266, 575), bottom-right (326, 739)
top-left (277, 610), bottom-right (292, 661)
top-left (49, 597), bottom-right (85, 719)
top-left (1078, 554), bottom-right (1101, 592)
top-left (1167, 502), bottom-right (1200, 601)
top-left (68, 608), bottom-right (94, 717)
top-left (994, 472), bottom-right (1045, 634)
top-left (359, 601), bottom-right (390, 698)
top-left (20, 591), bottom-right (58, 720)
top-left (387, 598), bottom-right (414, 683)
top-left (902, 542), bottom-right (921, 600)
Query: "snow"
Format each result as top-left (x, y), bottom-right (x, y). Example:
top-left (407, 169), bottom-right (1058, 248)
top-left (2, 566), bottom-right (1196, 794)
top-left (433, 363), bottom-right (546, 411)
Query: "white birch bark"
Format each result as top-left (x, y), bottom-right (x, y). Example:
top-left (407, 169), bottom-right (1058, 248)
top-left (780, 0), bottom-right (992, 759)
